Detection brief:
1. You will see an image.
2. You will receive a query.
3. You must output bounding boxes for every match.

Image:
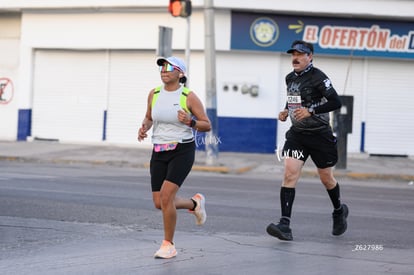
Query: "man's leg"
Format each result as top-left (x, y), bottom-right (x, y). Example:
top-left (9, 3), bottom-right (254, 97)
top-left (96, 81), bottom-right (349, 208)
top-left (267, 158), bottom-right (303, 241)
top-left (280, 157), bottom-right (304, 221)
top-left (318, 167), bottom-right (348, 236)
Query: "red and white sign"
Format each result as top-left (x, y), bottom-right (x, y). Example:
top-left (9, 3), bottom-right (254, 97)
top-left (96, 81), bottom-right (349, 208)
top-left (0, 77), bottom-right (14, 105)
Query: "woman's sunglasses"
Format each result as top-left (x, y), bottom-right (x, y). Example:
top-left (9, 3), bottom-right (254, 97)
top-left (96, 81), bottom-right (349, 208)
top-left (159, 63), bottom-right (181, 72)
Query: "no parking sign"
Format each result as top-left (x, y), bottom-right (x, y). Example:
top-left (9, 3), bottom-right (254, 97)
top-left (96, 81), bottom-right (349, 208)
top-left (0, 77), bottom-right (14, 105)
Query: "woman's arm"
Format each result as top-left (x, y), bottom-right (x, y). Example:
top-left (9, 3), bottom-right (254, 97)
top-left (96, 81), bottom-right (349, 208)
top-left (182, 91), bottom-right (211, 132)
top-left (137, 89), bottom-right (154, 141)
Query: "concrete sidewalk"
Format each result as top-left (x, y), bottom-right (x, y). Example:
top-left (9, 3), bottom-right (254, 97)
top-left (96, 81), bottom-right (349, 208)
top-left (0, 140), bottom-right (413, 182)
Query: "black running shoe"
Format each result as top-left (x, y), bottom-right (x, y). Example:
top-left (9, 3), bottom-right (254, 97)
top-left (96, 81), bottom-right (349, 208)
top-left (332, 204), bottom-right (349, 236)
top-left (266, 222), bottom-right (293, 241)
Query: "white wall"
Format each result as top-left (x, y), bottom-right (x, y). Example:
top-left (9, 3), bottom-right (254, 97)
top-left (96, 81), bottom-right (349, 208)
top-left (18, 10), bottom-right (228, 109)
top-left (216, 51), bottom-right (281, 119)
top-left (1, 0), bottom-right (413, 20)
top-left (215, 0), bottom-right (414, 19)
top-left (0, 14), bottom-right (21, 140)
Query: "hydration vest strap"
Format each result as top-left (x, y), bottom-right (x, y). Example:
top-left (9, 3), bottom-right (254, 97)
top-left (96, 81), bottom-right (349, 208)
top-left (152, 86), bottom-right (190, 113)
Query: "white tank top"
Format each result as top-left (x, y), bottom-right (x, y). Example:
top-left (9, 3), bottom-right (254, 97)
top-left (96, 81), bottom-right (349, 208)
top-left (151, 85), bottom-right (193, 144)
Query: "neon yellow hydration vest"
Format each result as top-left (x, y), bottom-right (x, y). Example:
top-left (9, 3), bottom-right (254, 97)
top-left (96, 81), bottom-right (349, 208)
top-left (151, 86), bottom-right (191, 113)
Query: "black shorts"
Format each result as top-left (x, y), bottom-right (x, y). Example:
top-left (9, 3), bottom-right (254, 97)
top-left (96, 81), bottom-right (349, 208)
top-left (282, 128), bottom-right (338, 169)
top-left (150, 141), bottom-right (195, 192)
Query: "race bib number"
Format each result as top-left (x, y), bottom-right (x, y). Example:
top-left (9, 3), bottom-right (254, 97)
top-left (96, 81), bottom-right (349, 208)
top-left (287, 95), bottom-right (302, 109)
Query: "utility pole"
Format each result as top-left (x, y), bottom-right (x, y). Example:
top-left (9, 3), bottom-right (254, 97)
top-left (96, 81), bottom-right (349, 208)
top-left (185, 16), bottom-right (191, 87)
top-left (157, 26), bottom-right (173, 57)
top-left (204, 0), bottom-right (218, 165)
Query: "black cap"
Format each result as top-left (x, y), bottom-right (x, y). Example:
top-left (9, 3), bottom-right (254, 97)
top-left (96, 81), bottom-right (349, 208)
top-left (287, 43), bottom-right (313, 54)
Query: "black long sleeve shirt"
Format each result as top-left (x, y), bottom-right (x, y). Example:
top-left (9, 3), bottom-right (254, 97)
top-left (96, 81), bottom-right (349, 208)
top-left (284, 64), bottom-right (342, 132)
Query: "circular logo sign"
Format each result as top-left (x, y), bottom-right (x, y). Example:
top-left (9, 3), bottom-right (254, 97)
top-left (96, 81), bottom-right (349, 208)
top-left (0, 77), bottom-right (14, 105)
top-left (250, 17), bottom-right (279, 47)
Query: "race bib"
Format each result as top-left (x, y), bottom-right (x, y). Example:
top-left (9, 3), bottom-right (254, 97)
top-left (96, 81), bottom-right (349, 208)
top-left (287, 95), bottom-right (302, 109)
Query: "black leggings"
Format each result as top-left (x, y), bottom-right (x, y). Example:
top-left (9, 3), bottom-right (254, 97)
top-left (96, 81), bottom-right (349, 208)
top-left (150, 141), bottom-right (195, 192)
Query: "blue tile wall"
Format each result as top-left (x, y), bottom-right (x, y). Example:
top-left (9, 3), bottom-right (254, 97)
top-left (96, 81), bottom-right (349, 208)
top-left (17, 109), bottom-right (32, 141)
top-left (217, 116), bottom-right (277, 153)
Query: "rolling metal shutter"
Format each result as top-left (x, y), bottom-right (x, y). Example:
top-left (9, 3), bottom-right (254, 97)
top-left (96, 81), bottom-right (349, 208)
top-left (32, 50), bottom-right (108, 142)
top-left (105, 51), bottom-right (158, 146)
top-left (365, 59), bottom-right (414, 156)
top-left (31, 50), bottom-right (157, 146)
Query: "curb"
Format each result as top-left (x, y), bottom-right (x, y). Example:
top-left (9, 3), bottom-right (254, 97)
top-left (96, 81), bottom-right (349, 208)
top-left (0, 156), bottom-right (147, 168)
top-left (343, 172), bottom-right (414, 181)
top-left (0, 157), bottom-right (250, 174)
top-left (1, 156), bottom-right (413, 180)
top-left (301, 169), bottom-right (414, 181)
top-left (192, 165), bottom-right (256, 174)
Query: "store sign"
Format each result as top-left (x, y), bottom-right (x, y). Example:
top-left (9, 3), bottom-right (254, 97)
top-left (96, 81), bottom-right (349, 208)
top-left (231, 12), bottom-right (414, 59)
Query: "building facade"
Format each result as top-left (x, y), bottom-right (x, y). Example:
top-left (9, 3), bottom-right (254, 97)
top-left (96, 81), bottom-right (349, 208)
top-left (0, 0), bottom-right (413, 155)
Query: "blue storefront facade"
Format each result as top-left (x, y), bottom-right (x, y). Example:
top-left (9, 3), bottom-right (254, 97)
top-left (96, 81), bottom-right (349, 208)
top-left (215, 12), bottom-right (414, 155)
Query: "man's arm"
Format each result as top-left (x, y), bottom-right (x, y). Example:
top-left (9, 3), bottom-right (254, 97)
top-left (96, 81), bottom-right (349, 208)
top-left (313, 92), bottom-right (342, 114)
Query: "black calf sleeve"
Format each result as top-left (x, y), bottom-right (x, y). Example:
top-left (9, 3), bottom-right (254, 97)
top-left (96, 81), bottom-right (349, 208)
top-left (327, 183), bottom-right (341, 210)
top-left (280, 187), bottom-right (295, 221)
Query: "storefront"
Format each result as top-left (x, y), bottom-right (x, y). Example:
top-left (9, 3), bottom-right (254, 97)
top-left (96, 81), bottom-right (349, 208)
top-left (226, 12), bottom-right (414, 155)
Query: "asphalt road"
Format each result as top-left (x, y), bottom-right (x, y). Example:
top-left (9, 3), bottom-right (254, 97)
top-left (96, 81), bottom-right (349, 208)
top-left (1, 161), bottom-right (413, 274)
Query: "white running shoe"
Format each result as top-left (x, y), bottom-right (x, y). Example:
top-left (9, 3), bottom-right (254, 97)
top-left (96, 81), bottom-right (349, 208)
top-left (189, 193), bottom-right (207, 225)
top-left (154, 240), bottom-right (177, 259)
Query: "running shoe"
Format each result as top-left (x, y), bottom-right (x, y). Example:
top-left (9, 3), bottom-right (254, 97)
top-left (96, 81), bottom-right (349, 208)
top-left (154, 240), bottom-right (177, 259)
top-left (332, 204), bottom-right (349, 236)
top-left (189, 193), bottom-right (207, 225)
top-left (266, 221), bottom-right (293, 241)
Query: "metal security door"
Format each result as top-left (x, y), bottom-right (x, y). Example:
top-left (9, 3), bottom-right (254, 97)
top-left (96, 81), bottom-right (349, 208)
top-left (32, 50), bottom-right (108, 142)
